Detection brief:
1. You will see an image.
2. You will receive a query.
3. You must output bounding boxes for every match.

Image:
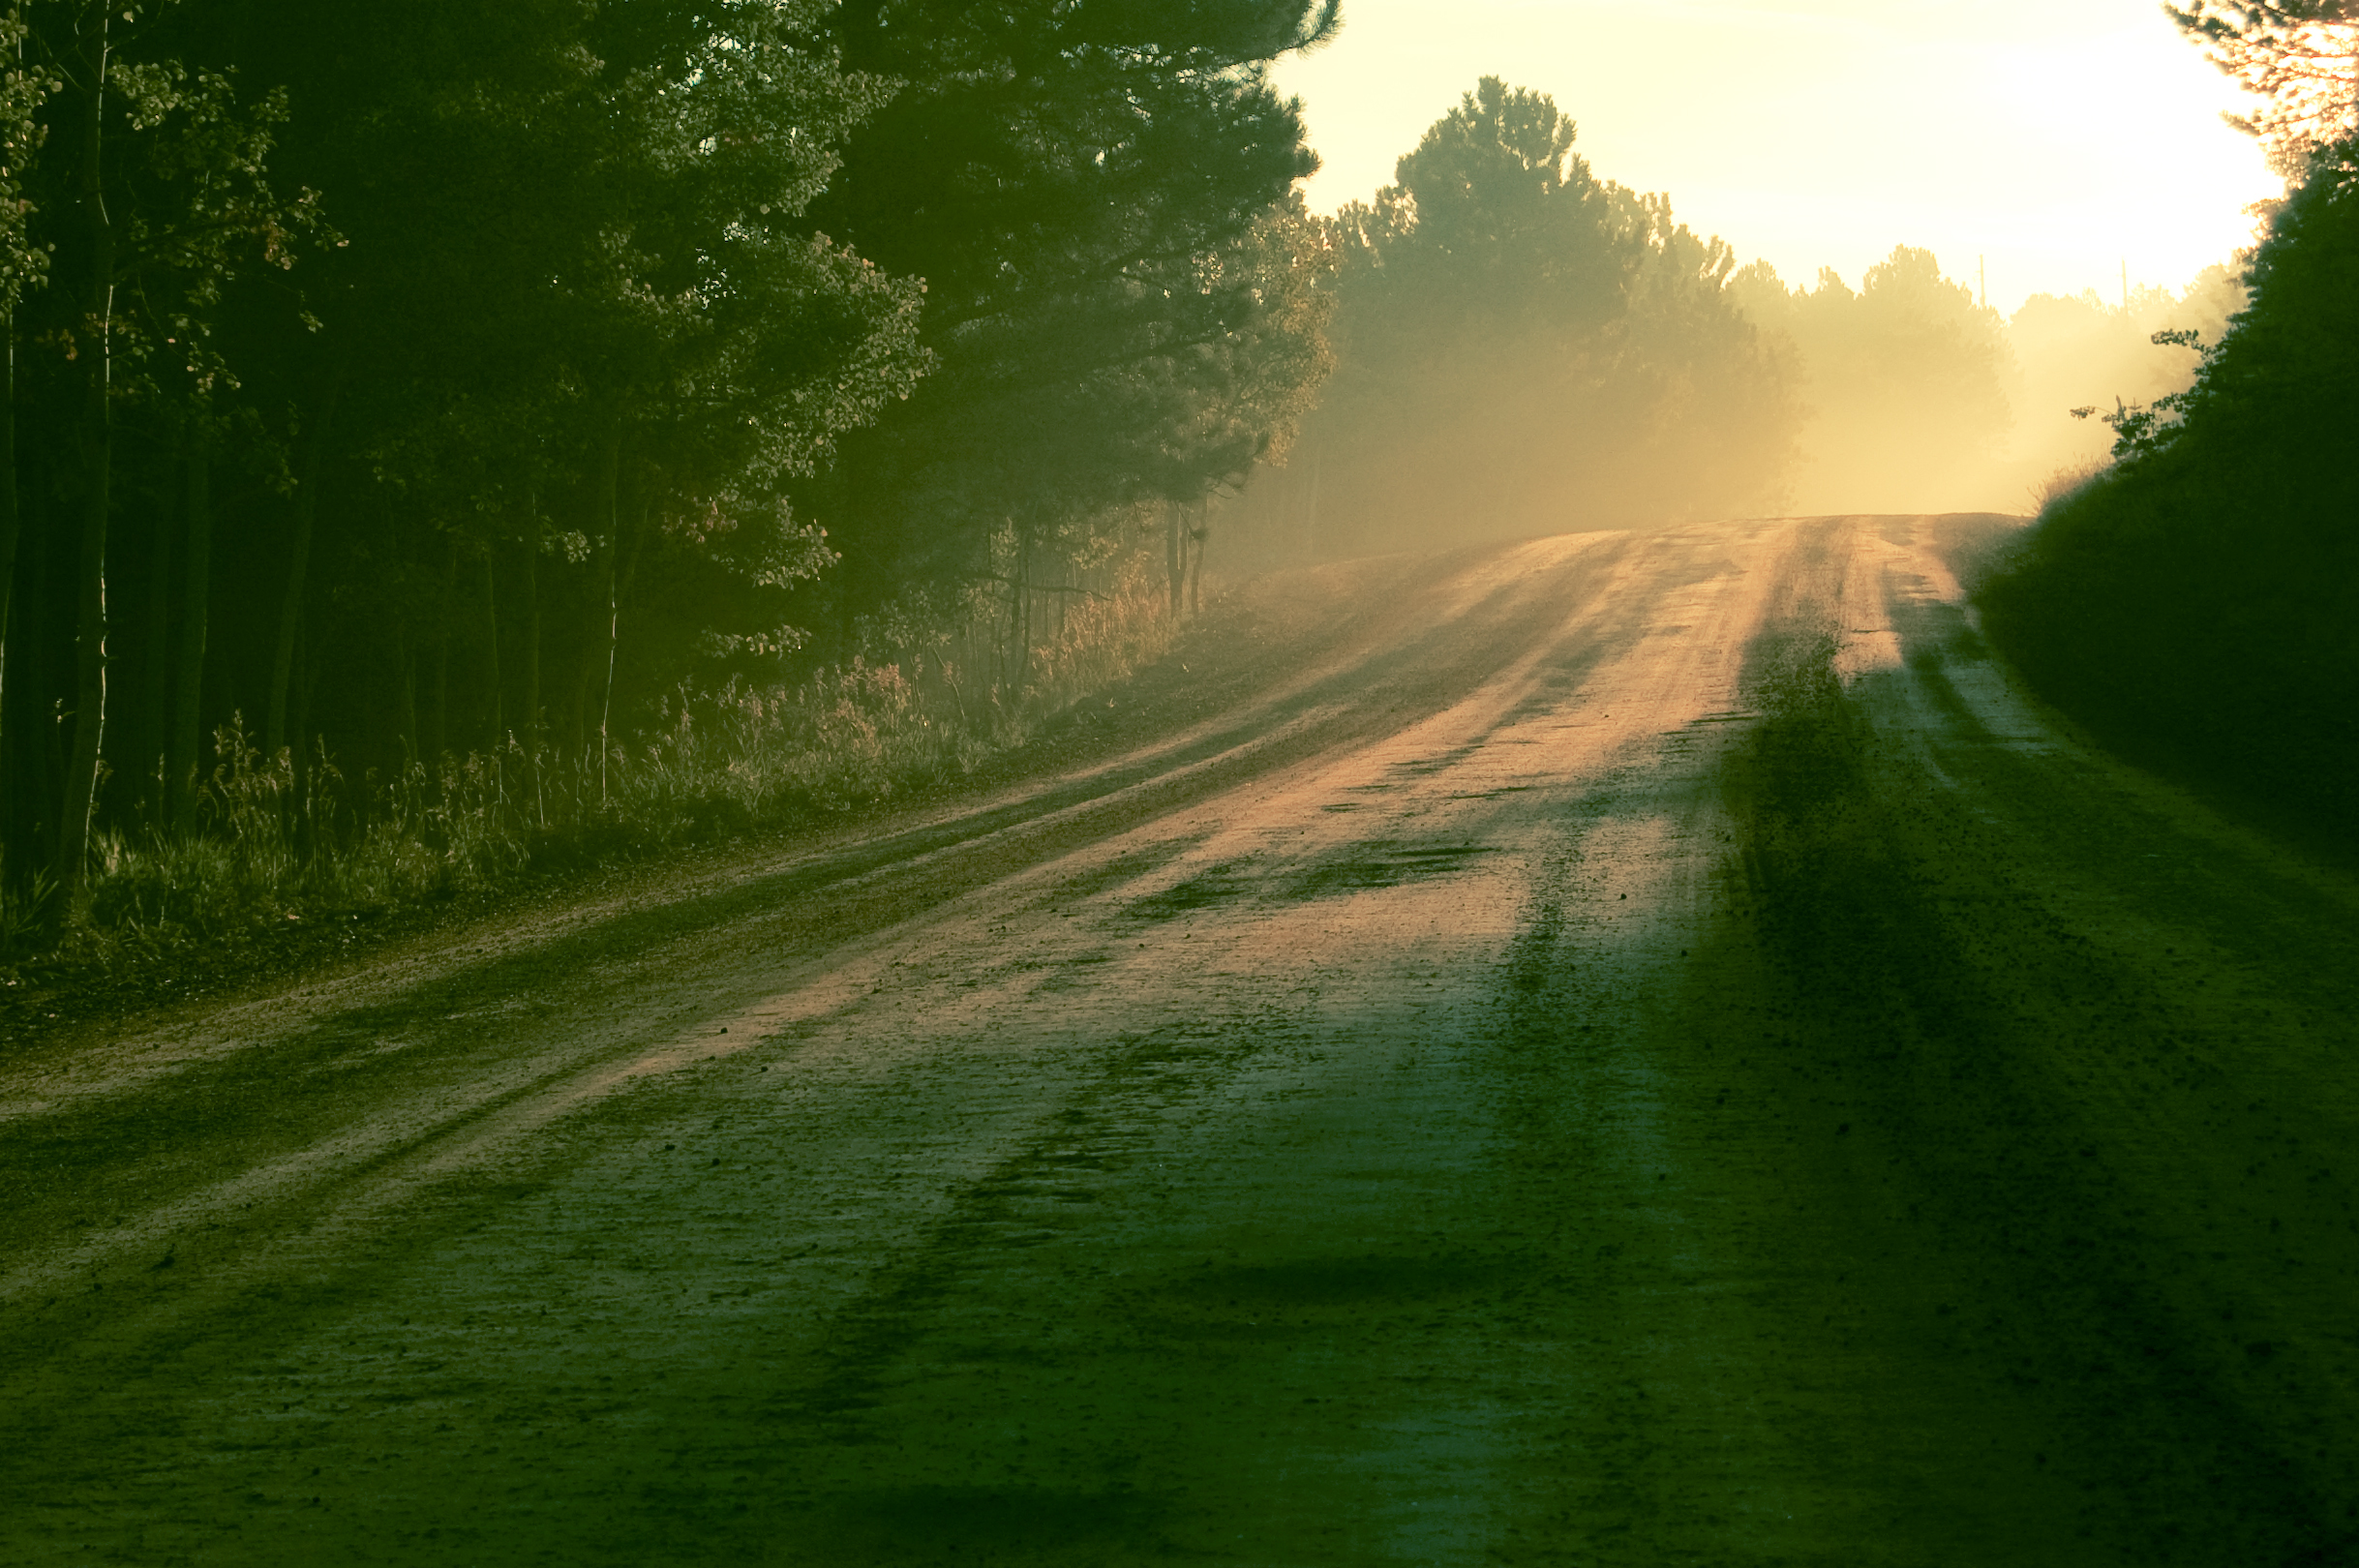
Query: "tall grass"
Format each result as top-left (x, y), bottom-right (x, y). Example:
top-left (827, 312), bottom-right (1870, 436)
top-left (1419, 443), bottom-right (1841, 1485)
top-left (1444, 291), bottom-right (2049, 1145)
top-left (1, 560), bottom-right (1178, 979)
top-left (2026, 459), bottom-right (2110, 518)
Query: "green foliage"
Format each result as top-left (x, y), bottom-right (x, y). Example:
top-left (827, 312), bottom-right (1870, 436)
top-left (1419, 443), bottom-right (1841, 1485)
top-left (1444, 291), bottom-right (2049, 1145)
top-left (0, 555), bottom-right (1173, 978)
top-left (0, 6), bottom-right (57, 309)
top-left (12, 6), bottom-right (332, 400)
top-left (804, 0), bottom-right (1339, 602)
top-left (0, 0), bottom-right (1336, 941)
top-left (1980, 161), bottom-right (2359, 855)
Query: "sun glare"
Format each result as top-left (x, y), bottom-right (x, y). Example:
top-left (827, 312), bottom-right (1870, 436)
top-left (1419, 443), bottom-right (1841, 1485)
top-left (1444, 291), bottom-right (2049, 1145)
top-left (1275, 0), bottom-right (2283, 312)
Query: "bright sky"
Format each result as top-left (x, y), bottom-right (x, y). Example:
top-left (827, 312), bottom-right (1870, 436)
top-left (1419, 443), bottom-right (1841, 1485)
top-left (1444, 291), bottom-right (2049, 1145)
top-left (1271, 0), bottom-right (2283, 315)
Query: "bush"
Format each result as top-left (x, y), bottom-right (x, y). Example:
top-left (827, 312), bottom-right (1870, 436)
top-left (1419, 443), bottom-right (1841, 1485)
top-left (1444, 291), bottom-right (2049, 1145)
top-left (1977, 159), bottom-right (2359, 858)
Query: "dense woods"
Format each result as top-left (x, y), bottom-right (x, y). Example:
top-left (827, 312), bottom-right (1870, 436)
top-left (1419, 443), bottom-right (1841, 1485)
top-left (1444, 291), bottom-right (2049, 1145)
top-left (0, 0), bottom-right (1340, 943)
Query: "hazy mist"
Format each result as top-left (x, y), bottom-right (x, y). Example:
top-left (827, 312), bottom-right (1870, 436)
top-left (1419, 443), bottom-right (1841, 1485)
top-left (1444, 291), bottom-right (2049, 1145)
top-left (1209, 80), bottom-right (2252, 571)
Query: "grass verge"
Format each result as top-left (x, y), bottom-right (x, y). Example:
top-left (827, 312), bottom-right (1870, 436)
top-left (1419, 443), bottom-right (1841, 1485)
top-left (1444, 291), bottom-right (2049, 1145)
top-left (0, 573), bottom-right (1179, 1035)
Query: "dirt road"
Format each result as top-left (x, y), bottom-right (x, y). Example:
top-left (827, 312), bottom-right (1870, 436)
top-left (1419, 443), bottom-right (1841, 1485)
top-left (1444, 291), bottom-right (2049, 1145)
top-left (4, 515), bottom-right (2356, 1566)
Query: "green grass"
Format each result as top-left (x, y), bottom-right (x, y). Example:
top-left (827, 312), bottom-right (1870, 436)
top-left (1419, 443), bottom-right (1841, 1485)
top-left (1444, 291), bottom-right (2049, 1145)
top-left (1, 570), bottom-right (1177, 994)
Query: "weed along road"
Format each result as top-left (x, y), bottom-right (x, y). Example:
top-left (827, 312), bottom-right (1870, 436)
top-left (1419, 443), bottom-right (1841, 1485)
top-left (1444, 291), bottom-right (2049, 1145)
top-left (5, 515), bottom-right (2359, 1566)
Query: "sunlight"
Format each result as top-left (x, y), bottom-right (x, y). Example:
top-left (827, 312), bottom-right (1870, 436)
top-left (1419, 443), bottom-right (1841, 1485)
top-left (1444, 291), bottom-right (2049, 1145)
top-left (1276, 0), bottom-right (2283, 311)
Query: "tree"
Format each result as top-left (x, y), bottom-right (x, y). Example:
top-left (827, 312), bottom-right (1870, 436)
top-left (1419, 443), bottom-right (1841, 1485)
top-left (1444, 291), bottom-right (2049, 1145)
top-left (2, 0), bottom-right (325, 901)
top-left (802, 0), bottom-right (1341, 639)
top-left (2168, 1), bottom-right (2359, 171)
top-left (1977, 157), bottom-right (2359, 841)
top-left (1730, 247), bottom-right (2012, 514)
top-left (175, 0), bottom-right (924, 781)
top-left (0, 2), bottom-right (53, 838)
top-left (1298, 78), bottom-right (1799, 555)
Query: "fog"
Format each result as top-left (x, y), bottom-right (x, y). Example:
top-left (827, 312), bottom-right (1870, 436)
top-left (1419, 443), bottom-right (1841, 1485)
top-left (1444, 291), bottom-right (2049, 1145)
top-left (1742, 257), bottom-right (2245, 518)
top-left (1204, 81), bottom-right (2248, 575)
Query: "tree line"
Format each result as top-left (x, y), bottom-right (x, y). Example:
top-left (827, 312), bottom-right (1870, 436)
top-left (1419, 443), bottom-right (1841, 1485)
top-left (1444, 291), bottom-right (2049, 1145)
top-left (0, 0), bottom-right (1341, 915)
top-left (1286, 77), bottom-right (1800, 557)
top-left (1206, 75), bottom-right (2203, 568)
top-left (5, 0), bottom-right (2318, 945)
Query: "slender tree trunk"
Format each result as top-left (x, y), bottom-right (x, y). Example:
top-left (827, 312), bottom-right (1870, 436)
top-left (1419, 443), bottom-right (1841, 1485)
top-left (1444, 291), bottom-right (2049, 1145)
top-left (424, 530), bottom-right (454, 766)
top-left (143, 458), bottom-right (173, 817)
top-left (480, 547), bottom-right (501, 752)
top-left (395, 619), bottom-right (417, 771)
top-left (522, 496), bottom-right (541, 753)
top-left (1164, 499), bottom-right (1183, 618)
top-left (1011, 525), bottom-right (1030, 695)
top-left (520, 494), bottom-right (543, 821)
top-left (593, 423), bottom-right (620, 806)
top-left (265, 379), bottom-right (340, 761)
top-left (167, 418), bottom-right (210, 831)
top-left (599, 494), bottom-right (648, 787)
top-left (1188, 498), bottom-right (1207, 618)
top-left (0, 309), bottom-right (19, 839)
top-left (287, 613), bottom-right (316, 856)
top-left (56, 18), bottom-right (115, 903)
top-left (1305, 448), bottom-right (1320, 563)
top-left (2, 481), bottom-right (52, 881)
top-left (263, 490), bottom-right (308, 763)
top-left (56, 377), bottom-right (110, 898)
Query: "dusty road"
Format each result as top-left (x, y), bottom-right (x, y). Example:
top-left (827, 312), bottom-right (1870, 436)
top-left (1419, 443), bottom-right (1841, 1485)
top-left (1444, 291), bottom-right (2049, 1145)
top-left (4, 515), bottom-right (2357, 1566)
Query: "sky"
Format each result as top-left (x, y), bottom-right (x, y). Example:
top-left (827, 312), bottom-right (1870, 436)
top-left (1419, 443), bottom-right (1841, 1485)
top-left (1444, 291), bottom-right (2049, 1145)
top-left (1269, 0), bottom-right (2284, 316)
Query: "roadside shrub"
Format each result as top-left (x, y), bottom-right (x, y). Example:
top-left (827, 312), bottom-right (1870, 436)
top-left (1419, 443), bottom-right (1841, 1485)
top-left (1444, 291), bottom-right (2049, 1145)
top-left (2, 563), bottom-right (1177, 982)
top-left (1977, 160), bottom-right (2359, 859)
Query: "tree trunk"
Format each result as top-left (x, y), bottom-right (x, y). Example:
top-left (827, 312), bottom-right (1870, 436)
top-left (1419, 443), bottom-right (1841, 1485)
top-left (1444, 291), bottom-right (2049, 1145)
top-left (0, 485), bottom-right (46, 890)
top-left (479, 546), bottom-right (502, 753)
top-left (522, 496), bottom-right (541, 755)
top-left (1305, 448), bottom-right (1320, 563)
top-left (1011, 524), bottom-right (1031, 696)
top-left (143, 457), bottom-right (173, 817)
top-left (1188, 499), bottom-right (1206, 618)
top-left (56, 377), bottom-right (110, 899)
top-left (395, 619), bottom-right (417, 770)
top-left (1164, 499), bottom-right (1183, 618)
top-left (287, 612), bottom-right (316, 858)
top-left (424, 530), bottom-right (454, 766)
top-left (593, 423), bottom-right (620, 805)
top-left (265, 379), bottom-right (340, 762)
top-left (167, 418), bottom-right (210, 832)
top-left (0, 310), bottom-right (19, 835)
top-left (55, 18), bottom-right (115, 904)
top-left (521, 495), bottom-right (542, 821)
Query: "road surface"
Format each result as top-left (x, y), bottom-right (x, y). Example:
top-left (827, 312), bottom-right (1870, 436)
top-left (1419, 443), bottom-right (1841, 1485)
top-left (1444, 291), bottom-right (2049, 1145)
top-left (4, 515), bottom-right (2356, 1565)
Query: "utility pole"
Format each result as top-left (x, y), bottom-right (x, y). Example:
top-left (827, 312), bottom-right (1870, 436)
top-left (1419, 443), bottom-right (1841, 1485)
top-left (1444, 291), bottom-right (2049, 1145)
top-left (2121, 258), bottom-right (2129, 314)
top-left (1979, 255), bottom-right (1986, 311)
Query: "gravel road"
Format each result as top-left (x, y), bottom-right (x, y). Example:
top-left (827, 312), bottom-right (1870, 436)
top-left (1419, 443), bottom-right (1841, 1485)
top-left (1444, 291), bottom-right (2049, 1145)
top-left (4, 515), bottom-right (2356, 1566)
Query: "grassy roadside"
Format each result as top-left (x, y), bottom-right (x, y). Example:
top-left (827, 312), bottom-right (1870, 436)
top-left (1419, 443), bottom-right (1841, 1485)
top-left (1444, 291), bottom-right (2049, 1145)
top-left (1676, 566), bottom-right (2358, 1562)
top-left (1974, 467), bottom-right (2358, 868)
top-left (0, 578), bottom-right (1180, 1044)
top-left (0, 545), bottom-right (1440, 1050)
